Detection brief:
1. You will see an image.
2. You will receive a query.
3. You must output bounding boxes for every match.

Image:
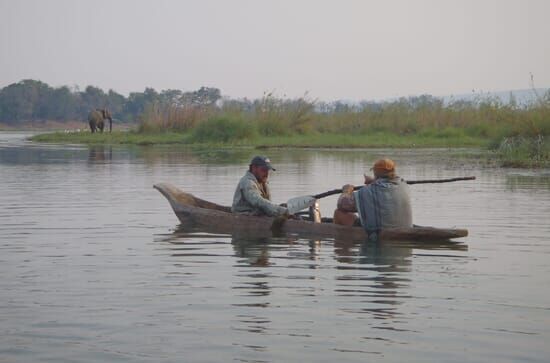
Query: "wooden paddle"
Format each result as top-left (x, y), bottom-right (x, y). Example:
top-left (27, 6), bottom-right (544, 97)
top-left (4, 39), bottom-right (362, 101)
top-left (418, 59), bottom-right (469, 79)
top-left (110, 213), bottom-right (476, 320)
top-left (285, 176), bottom-right (476, 214)
top-left (312, 176), bottom-right (476, 199)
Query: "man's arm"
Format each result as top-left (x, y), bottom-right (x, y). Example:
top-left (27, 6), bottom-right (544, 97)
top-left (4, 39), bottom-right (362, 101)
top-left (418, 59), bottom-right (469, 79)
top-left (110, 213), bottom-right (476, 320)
top-left (242, 181), bottom-right (288, 217)
top-left (364, 174), bottom-right (375, 185)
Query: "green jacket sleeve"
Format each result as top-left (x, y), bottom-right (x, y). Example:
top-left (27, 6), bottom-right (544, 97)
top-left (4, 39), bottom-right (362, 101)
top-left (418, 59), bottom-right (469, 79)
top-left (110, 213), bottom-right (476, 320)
top-left (241, 179), bottom-right (288, 217)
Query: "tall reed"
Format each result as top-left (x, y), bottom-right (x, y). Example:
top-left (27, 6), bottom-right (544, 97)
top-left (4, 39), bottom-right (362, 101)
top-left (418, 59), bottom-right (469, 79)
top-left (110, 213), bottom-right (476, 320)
top-left (137, 91), bottom-right (550, 165)
top-left (137, 101), bottom-right (214, 132)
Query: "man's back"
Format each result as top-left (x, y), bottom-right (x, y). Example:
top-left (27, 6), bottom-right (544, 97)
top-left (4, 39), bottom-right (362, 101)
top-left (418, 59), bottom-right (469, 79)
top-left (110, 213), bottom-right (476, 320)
top-left (355, 177), bottom-right (412, 232)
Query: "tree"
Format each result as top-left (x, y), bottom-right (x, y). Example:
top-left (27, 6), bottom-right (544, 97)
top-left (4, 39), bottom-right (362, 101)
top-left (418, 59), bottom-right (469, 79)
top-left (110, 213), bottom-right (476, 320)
top-left (194, 86), bottom-right (221, 106)
top-left (106, 89), bottom-right (126, 119)
top-left (0, 80), bottom-right (224, 125)
top-left (42, 86), bottom-right (79, 120)
top-left (80, 86), bottom-right (107, 113)
top-left (0, 79), bottom-right (51, 123)
top-left (159, 89), bottom-right (183, 106)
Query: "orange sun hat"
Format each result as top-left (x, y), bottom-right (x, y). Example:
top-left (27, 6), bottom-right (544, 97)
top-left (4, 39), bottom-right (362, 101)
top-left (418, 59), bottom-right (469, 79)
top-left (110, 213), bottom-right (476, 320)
top-left (371, 158), bottom-right (396, 172)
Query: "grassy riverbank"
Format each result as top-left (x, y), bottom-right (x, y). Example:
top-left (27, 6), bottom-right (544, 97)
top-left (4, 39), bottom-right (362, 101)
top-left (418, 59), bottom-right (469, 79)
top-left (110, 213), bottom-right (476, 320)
top-left (30, 92), bottom-right (550, 167)
top-left (29, 129), bottom-right (550, 167)
top-left (30, 131), bottom-right (190, 145)
top-left (30, 129), bottom-right (488, 148)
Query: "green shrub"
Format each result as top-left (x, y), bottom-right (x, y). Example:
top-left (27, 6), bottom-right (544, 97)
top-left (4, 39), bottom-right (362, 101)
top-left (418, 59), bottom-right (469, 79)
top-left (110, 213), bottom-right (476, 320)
top-left (418, 127), bottom-right (465, 139)
top-left (191, 116), bottom-right (257, 143)
top-left (465, 123), bottom-right (493, 138)
top-left (496, 135), bottom-right (549, 167)
top-left (256, 118), bottom-right (291, 136)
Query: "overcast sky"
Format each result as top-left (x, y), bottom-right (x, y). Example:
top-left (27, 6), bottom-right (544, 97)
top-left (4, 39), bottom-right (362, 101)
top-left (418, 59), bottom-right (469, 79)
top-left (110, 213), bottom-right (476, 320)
top-left (1, 0), bottom-right (549, 101)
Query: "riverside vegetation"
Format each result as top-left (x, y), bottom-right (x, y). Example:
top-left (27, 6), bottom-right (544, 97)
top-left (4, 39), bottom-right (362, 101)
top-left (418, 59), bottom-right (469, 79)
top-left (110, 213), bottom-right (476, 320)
top-left (30, 90), bottom-right (550, 167)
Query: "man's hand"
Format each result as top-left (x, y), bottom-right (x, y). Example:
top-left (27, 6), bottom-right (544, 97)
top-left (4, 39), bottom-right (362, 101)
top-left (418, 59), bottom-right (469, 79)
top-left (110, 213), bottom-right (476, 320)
top-left (364, 174), bottom-right (374, 185)
top-left (342, 184), bottom-right (355, 194)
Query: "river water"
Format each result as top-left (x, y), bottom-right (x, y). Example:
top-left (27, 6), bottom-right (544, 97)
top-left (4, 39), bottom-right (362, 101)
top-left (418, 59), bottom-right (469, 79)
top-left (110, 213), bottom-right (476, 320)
top-left (1, 131), bottom-right (549, 362)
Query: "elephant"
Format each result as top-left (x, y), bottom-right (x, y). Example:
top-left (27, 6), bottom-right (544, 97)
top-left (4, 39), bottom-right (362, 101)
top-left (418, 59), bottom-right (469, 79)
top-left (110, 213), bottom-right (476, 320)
top-left (88, 109), bottom-right (113, 133)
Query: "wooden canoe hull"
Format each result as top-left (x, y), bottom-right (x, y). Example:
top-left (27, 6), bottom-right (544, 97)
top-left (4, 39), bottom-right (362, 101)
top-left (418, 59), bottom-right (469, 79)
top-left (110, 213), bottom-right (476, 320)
top-left (154, 183), bottom-right (468, 242)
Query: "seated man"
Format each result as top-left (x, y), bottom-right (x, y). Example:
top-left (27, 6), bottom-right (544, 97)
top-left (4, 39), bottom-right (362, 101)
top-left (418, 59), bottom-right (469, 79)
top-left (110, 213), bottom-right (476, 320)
top-left (232, 156), bottom-right (289, 217)
top-left (355, 158), bottom-right (412, 239)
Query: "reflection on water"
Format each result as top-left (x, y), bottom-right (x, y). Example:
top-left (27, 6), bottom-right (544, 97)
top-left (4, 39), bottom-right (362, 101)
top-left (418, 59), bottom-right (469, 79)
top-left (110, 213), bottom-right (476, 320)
top-left (506, 173), bottom-right (550, 191)
top-left (1, 132), bottom-right (550, 363)
top-left (232, 236), bottom-right (273, 267)
top-left (161, 226), bottom-right (472, 336)
top-left (88, 145), bottom-right (112, 164)
top-left (136, 146), bottom-right (266, 167)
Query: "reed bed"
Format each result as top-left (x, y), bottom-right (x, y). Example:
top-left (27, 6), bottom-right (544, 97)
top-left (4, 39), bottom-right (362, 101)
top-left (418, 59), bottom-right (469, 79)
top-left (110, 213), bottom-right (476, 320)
top-left (133, 93), bottom-right (550, 166)
top-left (31, 92), bottom-right (550, 167)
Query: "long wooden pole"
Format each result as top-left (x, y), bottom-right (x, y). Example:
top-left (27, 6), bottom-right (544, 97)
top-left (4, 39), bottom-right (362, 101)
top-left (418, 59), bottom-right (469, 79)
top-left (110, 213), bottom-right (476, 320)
top-left (313, 176), bottom-right (476, 199)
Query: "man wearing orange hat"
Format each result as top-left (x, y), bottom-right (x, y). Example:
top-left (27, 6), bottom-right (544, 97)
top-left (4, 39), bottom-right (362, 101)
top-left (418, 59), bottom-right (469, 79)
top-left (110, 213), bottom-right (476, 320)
top-left (334, 158), bottom-right (412, 240)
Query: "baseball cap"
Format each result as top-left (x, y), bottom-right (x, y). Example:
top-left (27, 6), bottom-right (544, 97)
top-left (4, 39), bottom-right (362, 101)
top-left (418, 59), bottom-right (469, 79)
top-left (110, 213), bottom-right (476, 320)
top-left (250, 156), bottom-right (276, 171)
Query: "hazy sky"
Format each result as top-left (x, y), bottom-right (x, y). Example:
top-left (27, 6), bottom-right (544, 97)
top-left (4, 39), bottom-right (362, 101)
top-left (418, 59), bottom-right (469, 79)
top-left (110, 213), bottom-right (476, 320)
top-left (1, 0), bottom-right (549, 101)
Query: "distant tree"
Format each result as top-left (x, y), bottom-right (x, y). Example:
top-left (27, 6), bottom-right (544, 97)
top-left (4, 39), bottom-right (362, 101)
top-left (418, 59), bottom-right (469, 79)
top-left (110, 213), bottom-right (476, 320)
top-left (332, 101), bottom-right (352, 113)
top-left (42, 86), bottom-right (79, 120)
top-left (80, 86), bottom-right (107, 113)
top-left (143, 87), bottom-right (159, 102)
top-left (159, 89), bottom-right (183, 106)
top-left (194, 86), bottom-right (221, 106)
top-left (315, 101), bottom-right (331, 113)
top-left (124, 91), bottom-right (146, 118)
top-left (221, 97), bottom-right (254, 113)
top-left (0, 79), bottom-right (51, 123)
top-left (123, 87), bottom-right (160, 122)
top-left (359, 101), bottom-right (383, 112)
top-left (408, 94), bottom-right (443, 110)
top-left (106, 89), bottom-right (126, 119)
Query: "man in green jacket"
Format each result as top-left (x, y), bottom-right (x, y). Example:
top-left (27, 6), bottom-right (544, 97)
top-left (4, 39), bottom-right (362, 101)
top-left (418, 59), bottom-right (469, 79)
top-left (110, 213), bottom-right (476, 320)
top-left (232, 156), bottom-right (289, 217)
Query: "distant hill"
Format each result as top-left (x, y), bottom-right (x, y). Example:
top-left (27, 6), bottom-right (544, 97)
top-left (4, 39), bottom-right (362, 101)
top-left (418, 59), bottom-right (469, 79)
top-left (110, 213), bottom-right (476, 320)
top-left (442, 88), bottom-right (549, 106)
top-left (332, 88), bottom-right (549, 108)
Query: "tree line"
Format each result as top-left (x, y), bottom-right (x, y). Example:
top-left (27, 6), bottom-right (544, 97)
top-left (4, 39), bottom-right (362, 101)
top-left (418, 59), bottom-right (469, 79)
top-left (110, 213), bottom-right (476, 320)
top-left (0, 79), bottom-right (222, 125)
top-left (2, 79), bottom-right (548, 136)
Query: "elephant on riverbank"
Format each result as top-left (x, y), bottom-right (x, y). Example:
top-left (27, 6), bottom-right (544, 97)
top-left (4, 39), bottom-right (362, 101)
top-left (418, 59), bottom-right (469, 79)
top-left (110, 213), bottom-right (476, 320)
top-left (88, 109), bottom-right (112, 133)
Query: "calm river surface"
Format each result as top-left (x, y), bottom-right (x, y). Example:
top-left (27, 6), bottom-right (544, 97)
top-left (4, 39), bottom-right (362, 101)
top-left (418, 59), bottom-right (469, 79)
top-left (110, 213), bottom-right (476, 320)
top-left (1, 131), bottom-right (549, 363)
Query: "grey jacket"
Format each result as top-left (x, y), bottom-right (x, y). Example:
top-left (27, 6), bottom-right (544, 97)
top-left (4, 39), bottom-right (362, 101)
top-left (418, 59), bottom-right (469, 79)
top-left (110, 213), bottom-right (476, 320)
top-left (354, 176), bottom-right (412, 238)
top-left (231, 171), bottom-right (288, 217)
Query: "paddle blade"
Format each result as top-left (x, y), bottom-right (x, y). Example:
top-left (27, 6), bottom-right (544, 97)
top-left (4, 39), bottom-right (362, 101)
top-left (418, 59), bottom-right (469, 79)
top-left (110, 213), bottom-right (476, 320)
top-left (286, 195), bottom-right (317, 215)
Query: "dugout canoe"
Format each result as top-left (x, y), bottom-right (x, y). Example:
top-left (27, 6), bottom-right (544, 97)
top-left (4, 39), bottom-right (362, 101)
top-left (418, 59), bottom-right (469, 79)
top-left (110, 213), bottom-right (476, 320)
top-left (154, 183), bottom-right (468, 242)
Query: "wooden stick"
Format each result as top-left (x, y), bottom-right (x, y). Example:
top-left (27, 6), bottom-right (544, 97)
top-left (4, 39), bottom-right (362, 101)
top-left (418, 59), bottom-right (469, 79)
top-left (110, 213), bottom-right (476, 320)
top-left (406, 176), bottom-right (476, 185)
top-left (313, 176), bottom-right (476, 199)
